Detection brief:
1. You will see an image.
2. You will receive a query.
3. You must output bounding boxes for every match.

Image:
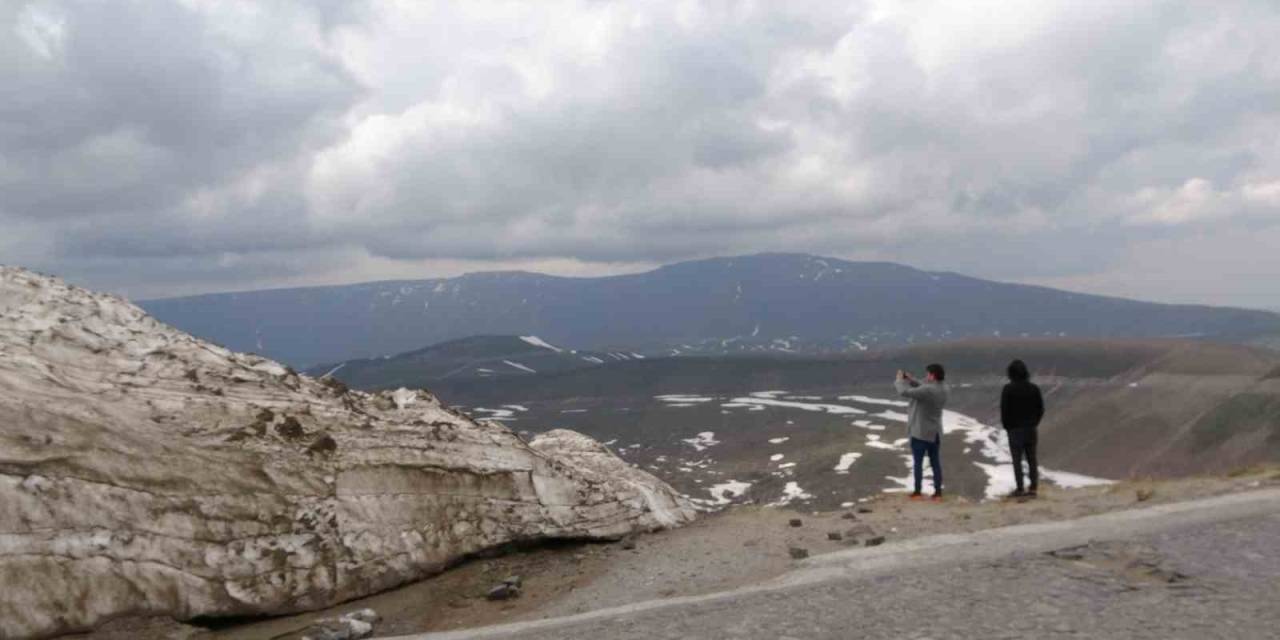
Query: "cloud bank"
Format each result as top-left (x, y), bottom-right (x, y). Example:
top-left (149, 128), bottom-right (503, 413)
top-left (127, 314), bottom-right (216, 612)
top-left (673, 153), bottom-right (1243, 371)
top-left (3, 1), bottom-right (1279, 307)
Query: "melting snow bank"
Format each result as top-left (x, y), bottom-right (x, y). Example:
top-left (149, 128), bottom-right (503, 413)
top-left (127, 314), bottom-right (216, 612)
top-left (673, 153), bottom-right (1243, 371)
top-left (0, 267), bottom-right (697, 639)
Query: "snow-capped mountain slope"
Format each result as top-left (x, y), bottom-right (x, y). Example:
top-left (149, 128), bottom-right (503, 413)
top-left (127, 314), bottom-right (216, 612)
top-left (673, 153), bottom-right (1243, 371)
top-left (139, 253), bottom-right (1280, 367)
top-left (0, 267), bottom-right (693, 639)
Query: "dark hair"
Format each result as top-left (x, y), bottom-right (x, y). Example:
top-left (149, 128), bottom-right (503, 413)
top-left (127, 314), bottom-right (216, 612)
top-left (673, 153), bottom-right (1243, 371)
top-left (926, 363), bottom-right (945, 382)
top-left (1007, 359), bottom-right (1030, 382)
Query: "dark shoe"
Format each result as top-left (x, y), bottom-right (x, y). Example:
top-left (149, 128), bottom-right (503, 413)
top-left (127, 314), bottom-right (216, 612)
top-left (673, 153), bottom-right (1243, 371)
top-left (930, 492), bottom-right (943, 502)
top-left (1026, 487), bottom-right (1038, 498)
top-left (909, 492), bottom-right (924, 501)
top-left (1007, 489), bottom-right (1027, 499)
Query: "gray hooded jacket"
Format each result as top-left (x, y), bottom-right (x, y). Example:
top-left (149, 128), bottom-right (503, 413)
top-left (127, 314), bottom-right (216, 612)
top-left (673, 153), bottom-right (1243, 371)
top-left (894, 378), bottom-right (949, 441)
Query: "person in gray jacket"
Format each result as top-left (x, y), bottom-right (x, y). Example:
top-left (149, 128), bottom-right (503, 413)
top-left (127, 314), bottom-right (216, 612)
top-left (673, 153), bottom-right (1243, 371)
top-left (895, 363), bottom-right (949, 501)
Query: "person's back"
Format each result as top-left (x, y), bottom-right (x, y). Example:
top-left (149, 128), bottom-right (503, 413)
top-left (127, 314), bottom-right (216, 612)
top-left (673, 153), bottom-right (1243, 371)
top-left (1000, 379), bottom-right (1043, 431)
top-left (904, 380), bottom-right (949, 440)
top-left (1000, 359), bottom-right (1044, 497)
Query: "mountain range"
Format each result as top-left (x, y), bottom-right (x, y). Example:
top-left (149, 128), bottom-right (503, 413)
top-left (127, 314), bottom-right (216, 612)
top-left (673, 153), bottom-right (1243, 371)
top-left (141, 253), bottom-right (1280, 368)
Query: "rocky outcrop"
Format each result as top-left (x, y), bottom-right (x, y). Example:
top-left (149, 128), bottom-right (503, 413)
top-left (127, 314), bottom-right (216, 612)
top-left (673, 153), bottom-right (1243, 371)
top-left (0, 267), bottom-right (696, 639)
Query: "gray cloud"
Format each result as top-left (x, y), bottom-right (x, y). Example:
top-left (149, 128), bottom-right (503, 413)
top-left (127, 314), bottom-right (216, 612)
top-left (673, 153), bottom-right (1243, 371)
top-left (3, 1), bottom-right (1279, 308)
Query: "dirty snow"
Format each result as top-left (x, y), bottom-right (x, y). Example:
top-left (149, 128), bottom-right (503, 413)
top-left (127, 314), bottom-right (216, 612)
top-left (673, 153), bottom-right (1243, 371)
top-left (767, 437), bottom-right (790, 444)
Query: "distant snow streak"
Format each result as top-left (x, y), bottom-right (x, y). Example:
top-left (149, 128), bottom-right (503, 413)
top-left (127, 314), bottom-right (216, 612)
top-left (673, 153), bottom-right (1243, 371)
top-left (520, 335), bottom-right (562, 352)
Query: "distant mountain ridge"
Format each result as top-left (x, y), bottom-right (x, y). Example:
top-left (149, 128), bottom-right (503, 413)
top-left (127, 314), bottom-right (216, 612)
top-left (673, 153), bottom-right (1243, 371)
top-left (307, 334), bottom-right (641, 389)
top-left (140, 253), bottom-right (1280, 367)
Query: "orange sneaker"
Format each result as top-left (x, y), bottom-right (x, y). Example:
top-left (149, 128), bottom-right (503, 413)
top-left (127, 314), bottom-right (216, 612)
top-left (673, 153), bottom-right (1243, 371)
top-left (930, 493), bottom-right (943, 502)
top-left (909, 492), bottom-right (925, 501)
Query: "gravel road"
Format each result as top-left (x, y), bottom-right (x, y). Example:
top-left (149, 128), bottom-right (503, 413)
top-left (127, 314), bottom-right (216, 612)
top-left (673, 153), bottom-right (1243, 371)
top-left (398, 489), bottom-right (1280, 640)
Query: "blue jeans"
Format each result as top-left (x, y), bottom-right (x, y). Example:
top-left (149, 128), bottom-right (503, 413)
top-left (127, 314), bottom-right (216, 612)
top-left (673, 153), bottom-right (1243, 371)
top-left (911, 435), bottom-right (942, 494)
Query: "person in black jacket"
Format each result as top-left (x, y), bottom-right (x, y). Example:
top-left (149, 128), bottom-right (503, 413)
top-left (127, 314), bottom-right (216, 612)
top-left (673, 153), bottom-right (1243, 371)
top-left (1001, 359), bottom-right (1044, 498)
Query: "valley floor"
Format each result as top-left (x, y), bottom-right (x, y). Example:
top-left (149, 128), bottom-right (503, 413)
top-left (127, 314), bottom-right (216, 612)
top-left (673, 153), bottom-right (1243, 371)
top-left (76, 467), bottom-right (1280, 640)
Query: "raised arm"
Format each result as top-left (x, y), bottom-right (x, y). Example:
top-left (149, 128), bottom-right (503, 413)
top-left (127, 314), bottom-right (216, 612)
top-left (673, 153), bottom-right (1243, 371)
top-left (895, 377), bottom-right (928, 399)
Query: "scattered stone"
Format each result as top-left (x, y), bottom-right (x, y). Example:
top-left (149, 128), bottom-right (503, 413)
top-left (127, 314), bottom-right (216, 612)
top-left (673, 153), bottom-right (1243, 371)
top-left (501, 575), bottom-right (523, 589)
top-left (300, 609), bottom-right (380, 640)
top-left (840, 512), bottom-right (858, 520)
top-left (827, 532), bottom-right (843, 541)
top-left (306, 434), bottom-right (338, 457)
top-left (620, 536), bottom-right (637, 550)
top-left (486, 583), bottom-right (520, 601)
top-left (788, 546), bottom-right (810, 559)
top-left (865, 536), bottom-right (886, 547)
top-left (857, 507), bottom-right (873, 514)
top-left (255, 407), bottom-right (275, 423)
top-left (275, 415), bottom-right (305, 439)
top-left (788, 518), bottom-right (803, 527)
top-left (1136, 488), bottom-right (1155, 502)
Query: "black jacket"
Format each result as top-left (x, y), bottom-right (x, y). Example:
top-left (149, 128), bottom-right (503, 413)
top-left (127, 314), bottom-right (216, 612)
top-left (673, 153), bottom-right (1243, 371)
top-left (1001, 380), bottom-right (1044, 430)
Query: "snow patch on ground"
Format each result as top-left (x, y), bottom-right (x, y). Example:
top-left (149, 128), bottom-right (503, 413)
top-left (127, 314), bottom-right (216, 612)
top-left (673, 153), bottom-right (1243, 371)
top-left (941, 410), bottom-right (1112, 499)
top-left (726, 397), bottom-right (866, 415)
top-left (773, 481), bottom-right (813, 504)
top-left (503, 360), bottom-right (537, 374)
top-left (681, 432), bottom-right (720, 452)
top-left (833, 452), bottom-right (862, 474)
top-left (767, 437), bottom-right (789, 444)
top-left (769, 454), bottom-right (785, 462)
top-left (838, 394), bottom-right (909, 407)
top-left (706, 480), bottom-right (752, 505)
top-left (655, 394), bottom-right (716, 405)
top-left (520, 335), bottom-right (562, 352)
top-left (472, 407), bottom-right (516, 420)
top-left (873, 409), bottom-right (909, 422)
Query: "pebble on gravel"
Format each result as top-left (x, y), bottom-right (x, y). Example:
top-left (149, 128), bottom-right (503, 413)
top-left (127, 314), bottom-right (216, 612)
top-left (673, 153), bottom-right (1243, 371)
top-left (789, 518), bottom-right (803, 527)
top-left (857, 507), bottom-right (873, 514)
top-left (841, 513), bottom-right (858, 520)
top-left (620, 537), bottom-right (637, 550)
top-left (827, 532), bottom-right (843, 541)
top-left (788, 547), bottom-right (810, 559)
top-left (486, 583), bottom-right (521, 601)
top-left (1136, 488), bottom-right (1155, 502)
top-left (865, 536), bottom-right (886, 547)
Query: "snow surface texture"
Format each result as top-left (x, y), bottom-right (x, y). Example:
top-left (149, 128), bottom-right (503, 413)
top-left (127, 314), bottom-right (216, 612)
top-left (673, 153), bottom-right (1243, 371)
top-left (0, 267), bottom-right (695, 639)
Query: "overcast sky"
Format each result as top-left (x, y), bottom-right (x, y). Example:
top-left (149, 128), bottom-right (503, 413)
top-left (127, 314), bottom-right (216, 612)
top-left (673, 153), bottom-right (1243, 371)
top-left (4, 1), bottom-right (1279, 309)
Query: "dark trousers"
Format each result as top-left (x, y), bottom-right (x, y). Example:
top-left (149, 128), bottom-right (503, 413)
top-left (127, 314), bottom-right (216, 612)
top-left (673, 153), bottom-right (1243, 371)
top-left (910, 435), bottom-right (942, 494)
top-left (1007, 428), bottom-right (1039, 491)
